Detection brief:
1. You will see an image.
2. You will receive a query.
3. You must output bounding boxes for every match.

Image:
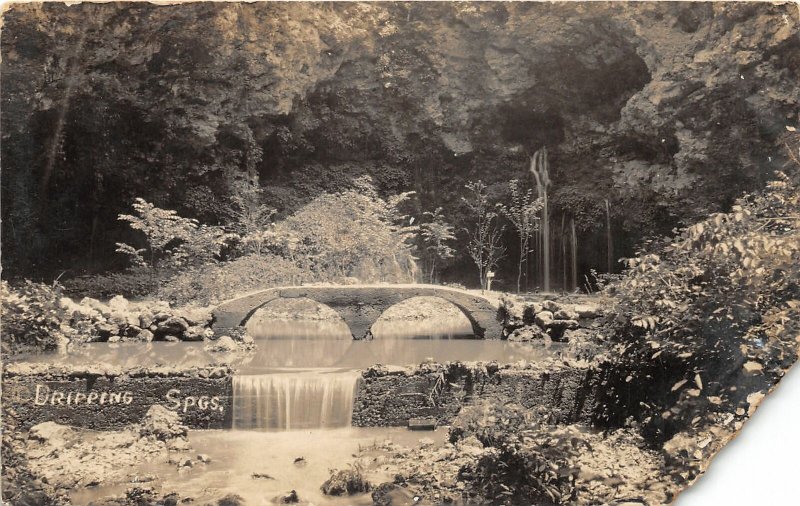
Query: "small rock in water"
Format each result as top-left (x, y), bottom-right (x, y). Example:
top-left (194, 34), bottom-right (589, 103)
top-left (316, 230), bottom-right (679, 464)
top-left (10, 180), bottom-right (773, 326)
top-left (205, 335), bottom-right (238, 353)
top-left (196, 453), bottom-right (211, 464)
top-left (178, 458), bottom-right (194, 468)
top-left (293, 456), bottom-right (307, 467)
top-left (252, 472), bottom-right (275, 480)
top-left (279, 490), bottom-right (300, 504)
top-left (217, 494), bottom-right (245, 506)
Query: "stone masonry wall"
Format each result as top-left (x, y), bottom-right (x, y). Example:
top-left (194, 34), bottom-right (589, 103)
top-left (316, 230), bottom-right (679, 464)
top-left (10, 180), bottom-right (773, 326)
top-left (352, 360), bottom-right (600, 427)
top-left (2, 364), bottom-right (233, 431)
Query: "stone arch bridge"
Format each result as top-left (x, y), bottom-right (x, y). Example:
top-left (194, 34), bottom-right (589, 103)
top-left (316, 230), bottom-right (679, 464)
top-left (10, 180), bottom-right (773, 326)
top-left (212, 285), bottom-right (503, 339)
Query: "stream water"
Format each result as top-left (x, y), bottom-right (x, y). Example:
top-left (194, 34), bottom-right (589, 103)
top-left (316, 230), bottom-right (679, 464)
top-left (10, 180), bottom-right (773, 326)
top-left (28, 298), bottom-right (562, 504)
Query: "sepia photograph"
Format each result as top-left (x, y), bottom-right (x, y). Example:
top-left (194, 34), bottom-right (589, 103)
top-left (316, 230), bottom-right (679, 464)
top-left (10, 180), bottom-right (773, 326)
top-left (1, 1), bottom-right (799, 505)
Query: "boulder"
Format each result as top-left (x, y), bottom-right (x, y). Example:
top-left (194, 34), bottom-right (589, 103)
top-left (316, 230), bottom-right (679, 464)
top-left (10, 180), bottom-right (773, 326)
top-left (554, 308), bottom-right (579, 321)
top-left (157, 316), bottom-right (190, 336)
top-left (95, 321), bottom-right (120, 339)
top-left (321, 468), bottom-right (371, 496)
top-left (573, 303), bottom-right (601, 318)
top-left (136, 329), bottom-right (154, 342)
top-left (175, 306), bottom-right (213, 327)
top-left (218, 495), bottom-right (245, 506)
top-left (278, 490), bottom-right (300, 504)
top-left (139, 405), bottom-right (188, 441)
top-left (28, 422), bottom-right (76, 447)
top-left (534, 311), bottom-right (554, 328)
top-left (205, 335), bottom-right (238, 353)
top-left (183, 325), bottom-right (210, 342)
top-left (549, 319), bottom-right (580, 331)
top-left (507, 325), bottom-right (547, 342)
top-left (542, 300), bottom-right (562, 313)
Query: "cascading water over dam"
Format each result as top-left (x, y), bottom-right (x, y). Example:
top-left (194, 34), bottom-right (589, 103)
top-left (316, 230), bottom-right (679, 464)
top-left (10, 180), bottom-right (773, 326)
top-left (232, 370), bottom-right (361, 430)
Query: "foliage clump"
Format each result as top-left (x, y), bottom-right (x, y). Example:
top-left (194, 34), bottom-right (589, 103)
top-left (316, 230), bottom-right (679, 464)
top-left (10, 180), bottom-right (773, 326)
top-left (419, 207), bottom-right (456, 283)
top-left (600, 170), bottom-right (800, 479)
top-left (462, 180), bottom-right (505, 290)
top-left (1, 281), bottom-right (72, 353)
top-left (115, 197), bottom-right (230, 285)
top-left (321, 463), bottom-right (371, 496)
top-left (275, 176), bottom-right (418, 282)
top-left (452, 402), bottom-right (588, 505)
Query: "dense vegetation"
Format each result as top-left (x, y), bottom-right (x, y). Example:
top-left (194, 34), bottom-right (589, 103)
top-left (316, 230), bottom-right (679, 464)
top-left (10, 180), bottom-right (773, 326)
top-left (3, 2), bottom-right (797, 288)
top-left (597, 163), bottom-right (800, 483)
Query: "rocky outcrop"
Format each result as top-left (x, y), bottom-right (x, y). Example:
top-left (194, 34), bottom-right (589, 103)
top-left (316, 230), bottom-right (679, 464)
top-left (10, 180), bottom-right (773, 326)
top-left (501, 295), bottom-right (607, 341)
top-left (20, 409), bottom-right (193, 500)
top-left (59, 295), bottom-right (214, 344)
top-left (2, 3), bottom-right (797, 284)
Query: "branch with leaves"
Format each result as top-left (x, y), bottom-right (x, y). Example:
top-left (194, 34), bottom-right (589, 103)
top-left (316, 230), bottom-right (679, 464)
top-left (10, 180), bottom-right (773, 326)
top-left (420, 207), bottom-right (456, 283)
top-left (463, 180), bottom-right (506, 290)
top-left (498, 179), bottom-right (542, 293)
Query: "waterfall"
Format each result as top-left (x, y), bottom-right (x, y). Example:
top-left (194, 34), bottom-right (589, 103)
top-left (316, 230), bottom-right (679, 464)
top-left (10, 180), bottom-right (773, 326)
top-left (570, 218), bottom-right (578, 291)
top-left (605, 199), bottom-right (613, 274)
top-left (560, 214), bottom-right (567, 292)
top-left (531, 148), bottom-right (551, 292)
top-left (232, 370), bottom-right (361, 430)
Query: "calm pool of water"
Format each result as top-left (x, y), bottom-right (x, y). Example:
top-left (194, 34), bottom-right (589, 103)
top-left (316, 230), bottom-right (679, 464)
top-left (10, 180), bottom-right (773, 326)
top-left (71, 426), bottom-right (448, 505)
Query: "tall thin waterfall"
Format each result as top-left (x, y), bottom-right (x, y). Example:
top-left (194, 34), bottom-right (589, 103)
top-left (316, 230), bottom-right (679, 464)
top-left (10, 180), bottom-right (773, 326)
top-left (570, 218), bottom-right (578, 291)
top-left (232, 371), bottom-right (361, 430)
top-left (605, 199), bottom-right (613, 274)
top-left (531, 147), bottom-right (551, 292)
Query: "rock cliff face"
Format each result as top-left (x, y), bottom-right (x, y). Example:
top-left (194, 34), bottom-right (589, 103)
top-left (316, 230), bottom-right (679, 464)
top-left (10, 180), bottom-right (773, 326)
top-left (2, 2), bottom-right (797, 283)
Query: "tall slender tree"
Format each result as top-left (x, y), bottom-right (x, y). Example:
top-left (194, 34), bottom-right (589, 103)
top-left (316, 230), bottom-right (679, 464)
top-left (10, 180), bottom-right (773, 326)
top-left (498, 179), bottom-right (542, 293)
top-left (420, 207), bottom-right (456, 283)
top-left (463, 181), bottom-right (505, 291)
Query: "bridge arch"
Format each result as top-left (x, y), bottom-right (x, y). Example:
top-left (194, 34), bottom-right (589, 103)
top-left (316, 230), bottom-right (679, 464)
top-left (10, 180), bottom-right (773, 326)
top-left (212, 285), bottom-right (503, 340)
top-left (245, 297), bottom-right (353, 339)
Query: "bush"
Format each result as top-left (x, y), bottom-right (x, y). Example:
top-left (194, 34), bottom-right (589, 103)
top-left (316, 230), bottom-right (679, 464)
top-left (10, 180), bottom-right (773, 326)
top-left (158, 254), bottom-right (310, 306)
top-left (599, 171), bottom-right (800, 444)
top-left (1, 280), bottom-right (72, 353)
top-left (451, 403), bottom-right (588, 505)
top-left (275, 176), bottom-right (418, 283)
top-left (321, 463), bottom-right (371, 496)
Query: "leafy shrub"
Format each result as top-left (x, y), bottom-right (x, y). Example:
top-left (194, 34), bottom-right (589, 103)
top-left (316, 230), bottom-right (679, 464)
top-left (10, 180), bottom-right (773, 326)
top-left (451, 403), bottom-right (588, 505)
top-left (274, 176), bottom-right (418, 283)
top-left (158, 254), bottom-right (310, 306)
top-left (1, 280), bottom-right (72, 353)
top-left (115, 198), bottom-right (231, 284)
top-left (599, 171), bottom-right (800, 444)
top-left (321, 463), bottom-right (371, 496)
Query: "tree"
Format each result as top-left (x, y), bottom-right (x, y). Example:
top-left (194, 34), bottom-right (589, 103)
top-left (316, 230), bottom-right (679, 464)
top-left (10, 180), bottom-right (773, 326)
top-left (274, 176), bottom-right (418, 282)
top-left (226, 178), bottom-right (276, 256)
top-left (498, 179), bottom-right (542, 293)
top-left (420, 207), bottom-right (456, 283)
top-left (463, 181), bottom-right (506, 291)
top-left (115, 198), bottom-right (225, 283)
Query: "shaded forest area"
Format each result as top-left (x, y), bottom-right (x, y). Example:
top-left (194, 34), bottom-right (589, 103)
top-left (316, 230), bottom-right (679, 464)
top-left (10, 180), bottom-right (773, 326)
top-left (2, 2), bottom-right (798, 290)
